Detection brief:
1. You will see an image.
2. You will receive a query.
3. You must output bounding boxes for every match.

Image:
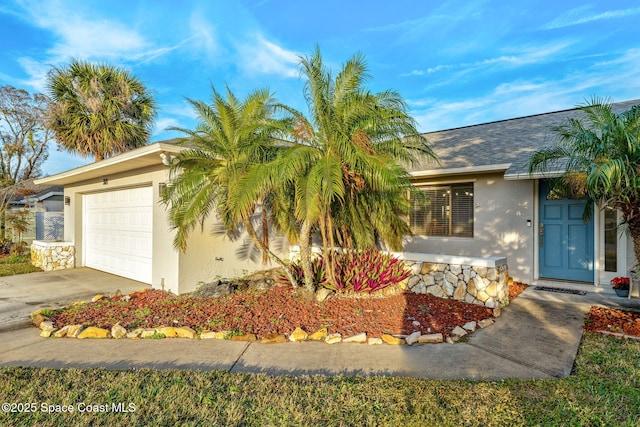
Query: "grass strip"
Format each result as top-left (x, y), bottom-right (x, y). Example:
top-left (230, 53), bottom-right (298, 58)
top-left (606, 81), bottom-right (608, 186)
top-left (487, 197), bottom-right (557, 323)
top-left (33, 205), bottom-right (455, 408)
top-left (1, 333), bottom-right (638, 426)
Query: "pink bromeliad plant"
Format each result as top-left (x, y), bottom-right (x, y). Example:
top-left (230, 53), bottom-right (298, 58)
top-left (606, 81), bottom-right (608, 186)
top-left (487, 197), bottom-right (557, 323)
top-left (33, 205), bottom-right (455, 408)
top-left (328, 249), bottom-right (411, 293)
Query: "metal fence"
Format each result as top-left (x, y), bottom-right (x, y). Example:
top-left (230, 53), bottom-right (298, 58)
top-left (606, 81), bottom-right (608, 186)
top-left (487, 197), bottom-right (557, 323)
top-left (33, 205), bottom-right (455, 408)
top-left (35, 212), bottom-right (64, 241)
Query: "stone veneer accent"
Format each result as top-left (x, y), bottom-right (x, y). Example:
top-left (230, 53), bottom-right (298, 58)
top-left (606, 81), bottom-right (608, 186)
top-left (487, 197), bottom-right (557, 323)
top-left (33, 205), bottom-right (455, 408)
top-left (398, 252), bottom-right (509, 308)
top-left (31, 240), bottom-right (75, 271)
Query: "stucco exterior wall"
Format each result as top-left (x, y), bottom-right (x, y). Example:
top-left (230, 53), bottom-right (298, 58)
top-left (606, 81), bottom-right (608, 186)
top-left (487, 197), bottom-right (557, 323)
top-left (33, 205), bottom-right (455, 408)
top-left (178, 207), bottom-right (291, 293)
top-left (404, 173), bottom-right (535, 284)
top-left (62, 165), bottom-right (181, 293)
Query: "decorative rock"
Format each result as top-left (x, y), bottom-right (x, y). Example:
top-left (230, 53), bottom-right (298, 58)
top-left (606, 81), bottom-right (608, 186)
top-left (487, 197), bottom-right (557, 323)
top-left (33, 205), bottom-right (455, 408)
top-left (91, 294), bottom-right (104, 303)
top-left (410, 263), bottom-right (423, 275)
top-left (110, 289), bottom-right (122, 298)
top-left (412, 320), bottom-right (421, 327)
top-left (368, 337), bottom-right (383, 345)
top-left (462, 321), bottom-right (477, 332)
top-left (418, 333), bottom-right (444, 344)
top-left (315, 288), bottom-right (333, 302)
top-left (77, 327), bottom-right (110, 339)
top-left (111, 324), bottom-right (127, 339)
top-left (408, 275), bottom-right (421, 288)
top-left (200, 331), bottom-right (226, 339)
top-left (260, 333), bottom-right (288, 344)
top-left (156, 327), bottom-right (178, 338)
top-left (32, 314), bottom-right (46, 328)
top-left (325, 333), bottom-right (342, 344)
top-left (54, 325), bottom-right (71, 338)
top-left (405, 331), bottom-right (422, 345)
top-left (381, 334), bottom-right (405, 345)
top-left (445, 272), bottom-right (458, 284)
top-left (474, 266), bottom-right (488, 277)
top-left (140, 328), bottom-right (158, 338)
top-left (39, 321), bottom-right (55, 332)
top-left (446, 336), bottom-right (456, 344)
top-left (423, 275), bottom-right (435, 286)
top-left (289, 327), bottom-right (308, 342)
top-left (451, 326), bottom-right (467, 337)
top-left (121, 295), bottom-right (131, 302)
top-left (478, 319), bottom-right (495, 328)
top-left (308, 327), bottom-right (328, 341)
top-left (175, 326), bottom-right (196, 339)
top-left (67, 325), bottom-right (83, 338)
top-left (40, 329), bottom-right (54, 338)
top-left (343, 333), bottom-right (367, 343)
top-left (493, 307), bottom-right (502, 318)
top-left (230, 334), bottom-right (257, 342)
top-left (126, 328), bottom-right (144, 339)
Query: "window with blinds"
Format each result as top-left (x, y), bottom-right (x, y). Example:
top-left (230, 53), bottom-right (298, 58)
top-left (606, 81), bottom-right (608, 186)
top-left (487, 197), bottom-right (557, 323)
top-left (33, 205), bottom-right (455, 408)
top-left (410, 183), bottom-right (474, 237)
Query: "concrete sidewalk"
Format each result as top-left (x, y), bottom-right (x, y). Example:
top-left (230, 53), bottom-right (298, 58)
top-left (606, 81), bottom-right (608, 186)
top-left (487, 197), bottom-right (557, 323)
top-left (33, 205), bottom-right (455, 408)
top-left (0, 268), bottom-right (150, 332)
top-left (2, 285), bottom-right (637, 380)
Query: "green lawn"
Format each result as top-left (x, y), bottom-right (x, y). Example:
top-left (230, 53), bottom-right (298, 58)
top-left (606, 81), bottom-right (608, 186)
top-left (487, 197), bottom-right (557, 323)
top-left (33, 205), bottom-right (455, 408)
top-left (0, 253), bottom-right (41, 276)
top-left (1, 333), bottom-right (638, 426)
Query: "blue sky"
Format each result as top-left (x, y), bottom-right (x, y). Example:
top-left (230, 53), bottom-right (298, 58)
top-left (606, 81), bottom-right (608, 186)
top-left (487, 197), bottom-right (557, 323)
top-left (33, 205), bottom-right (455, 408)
top-left (1, 0), bottom-right (639, 176)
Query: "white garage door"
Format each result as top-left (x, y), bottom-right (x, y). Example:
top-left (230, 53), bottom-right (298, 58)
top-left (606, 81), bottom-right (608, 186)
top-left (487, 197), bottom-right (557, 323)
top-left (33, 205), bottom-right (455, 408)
top-left (84, 186), bottom-right (153, 284)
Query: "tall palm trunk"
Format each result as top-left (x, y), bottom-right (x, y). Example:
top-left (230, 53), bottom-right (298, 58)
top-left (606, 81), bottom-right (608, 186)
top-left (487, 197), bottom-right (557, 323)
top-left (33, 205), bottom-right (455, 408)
top-left (299, 219), bottom-right (315, 293)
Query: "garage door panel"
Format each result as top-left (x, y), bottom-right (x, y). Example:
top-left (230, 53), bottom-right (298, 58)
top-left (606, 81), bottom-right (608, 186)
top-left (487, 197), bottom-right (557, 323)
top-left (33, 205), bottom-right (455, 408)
top-left (84, 187), bottom-right (153, 284)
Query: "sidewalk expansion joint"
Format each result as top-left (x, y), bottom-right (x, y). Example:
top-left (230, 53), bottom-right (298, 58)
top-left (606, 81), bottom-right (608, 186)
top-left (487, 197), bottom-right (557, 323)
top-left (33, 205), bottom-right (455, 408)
top-left (228, 342), bottom-right (251, 373)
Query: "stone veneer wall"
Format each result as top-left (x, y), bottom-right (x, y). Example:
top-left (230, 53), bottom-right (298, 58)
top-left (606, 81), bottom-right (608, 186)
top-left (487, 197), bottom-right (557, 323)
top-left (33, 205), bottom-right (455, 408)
top-left (399, 253), bottom-right (509, 308)
top-left (31, 240), bottom-right (75, 271)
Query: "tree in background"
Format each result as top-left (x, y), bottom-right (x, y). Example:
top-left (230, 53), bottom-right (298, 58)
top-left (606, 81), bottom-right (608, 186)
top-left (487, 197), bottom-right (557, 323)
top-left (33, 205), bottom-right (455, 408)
top-left (529, 97), bottom-right (640, 270)
top-left (46, 59), bottom-right (156, 161)
top-left (0, 85), bottom-right (51, 184)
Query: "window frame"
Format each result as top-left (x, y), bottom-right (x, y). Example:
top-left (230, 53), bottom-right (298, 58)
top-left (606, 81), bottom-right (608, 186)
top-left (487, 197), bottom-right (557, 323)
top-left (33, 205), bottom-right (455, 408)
top-left (410, 182), bottom-right (474, 238)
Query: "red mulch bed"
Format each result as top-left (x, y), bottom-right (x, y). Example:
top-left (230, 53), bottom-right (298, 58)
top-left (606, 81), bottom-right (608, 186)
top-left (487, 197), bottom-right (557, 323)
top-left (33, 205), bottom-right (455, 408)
top-left (508, 281), bottom-right (528, 300)
top-left (584, 306), bottom-right (640, 337)
top-left (49, 284), bottom-right (511, 340)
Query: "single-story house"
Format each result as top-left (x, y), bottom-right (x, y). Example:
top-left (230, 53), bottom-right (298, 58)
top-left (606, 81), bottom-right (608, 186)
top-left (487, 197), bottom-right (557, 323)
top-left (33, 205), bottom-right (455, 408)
top-left (34, 99), bottom-right (638, 293)
top-left (404, 99), bottom-right (639, 288)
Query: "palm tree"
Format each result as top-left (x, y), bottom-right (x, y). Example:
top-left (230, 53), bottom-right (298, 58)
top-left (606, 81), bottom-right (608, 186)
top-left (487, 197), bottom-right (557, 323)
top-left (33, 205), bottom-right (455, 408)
top-left (160, 86), bottom-right (298, 287)
top-left (46, 59), bottom-right (156, 161)
top-left (529, 97), bottom-right (640, 270)
top-left (236, 48), bottom-right (436, 292)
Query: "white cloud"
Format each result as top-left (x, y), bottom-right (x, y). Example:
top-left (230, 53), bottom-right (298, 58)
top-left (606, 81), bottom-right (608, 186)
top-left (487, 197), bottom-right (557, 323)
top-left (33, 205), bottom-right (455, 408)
top-left (237, 35), bottom-right (299, 78)
top-left (543, 6), bottom-right (640, 30)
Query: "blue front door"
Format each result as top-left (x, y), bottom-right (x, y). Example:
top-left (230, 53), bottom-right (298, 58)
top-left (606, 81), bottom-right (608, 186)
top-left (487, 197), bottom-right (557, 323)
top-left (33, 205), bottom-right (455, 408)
top-left (538, 180), bottom-right (594, 282)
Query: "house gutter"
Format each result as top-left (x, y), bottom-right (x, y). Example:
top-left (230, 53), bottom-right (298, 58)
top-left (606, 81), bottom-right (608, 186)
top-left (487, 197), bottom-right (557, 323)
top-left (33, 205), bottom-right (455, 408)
top-left (409, 163), bottom-right (512, 178)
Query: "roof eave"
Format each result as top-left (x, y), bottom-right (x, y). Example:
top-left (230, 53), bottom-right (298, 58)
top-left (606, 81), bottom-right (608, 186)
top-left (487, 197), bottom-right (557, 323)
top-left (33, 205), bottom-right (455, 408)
top-left (34, 142), bottom-right (184, 186)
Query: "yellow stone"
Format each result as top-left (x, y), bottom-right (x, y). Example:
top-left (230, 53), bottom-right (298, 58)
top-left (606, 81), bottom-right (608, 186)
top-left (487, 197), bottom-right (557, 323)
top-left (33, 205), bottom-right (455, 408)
top-left (230, 333), bottom-right (257, 342)
top-left (156, 327), bottom-right (177, 338)
top-left (140, 329), bottom-right (157, 338)
top-left (381, 334), bottom-right (405, 345)
top-left (91, 294), bottom-right (104, 302)
top-left (308, 327), bottom-right (328, 341)
top-left (175, 326), bottom-right (196, 339)
top-left (77, 327), bottom-right (110, 339)
top-left (289, 327), bottom-right (308, 342)
top-left (40, 330), bottom-right (53, 338)
top-left (325, 333), bottom-right (342, 344)
top-left (199, 331), bottom-right (220, 339)
top-left (260, 333), bottom-right (288, 344)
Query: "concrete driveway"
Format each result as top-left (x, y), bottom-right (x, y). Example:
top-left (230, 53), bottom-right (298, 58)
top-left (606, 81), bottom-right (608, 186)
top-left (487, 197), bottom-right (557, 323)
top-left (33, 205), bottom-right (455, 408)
top-left (0, 268), bottom-right (150, 332)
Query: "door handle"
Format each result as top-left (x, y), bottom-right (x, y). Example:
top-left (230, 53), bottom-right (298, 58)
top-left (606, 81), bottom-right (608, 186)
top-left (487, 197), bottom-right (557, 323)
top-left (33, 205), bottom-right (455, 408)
top-left (539, 223), bottom-right (544, 247)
